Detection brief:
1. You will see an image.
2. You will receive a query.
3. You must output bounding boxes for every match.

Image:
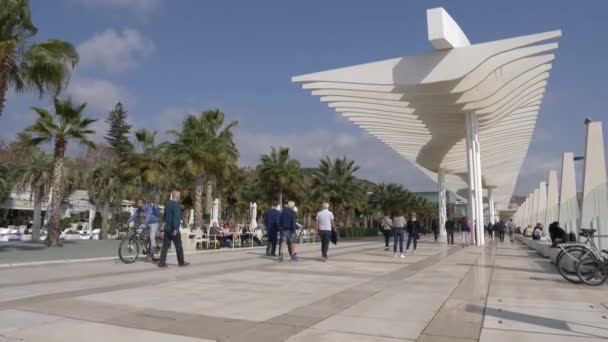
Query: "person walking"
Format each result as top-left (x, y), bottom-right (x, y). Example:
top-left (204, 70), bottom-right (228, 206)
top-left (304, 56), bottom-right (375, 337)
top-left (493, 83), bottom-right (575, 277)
top-left (315, 202), bottom-right (335, 262)
top-left (392, 211), bottom-right (406, 258)
top-left (158, 191), bottom-right (189, 268)
top-left (460, 216), bottom-right (471, 247)
top-left (506, 219), bottom-right (516, 243)
top-left (278, 201), bottom-right (298, 262)
top-left (445, 219), bottom-right (455, 245)
top-left (381, 212), bottom-right (393, 251)
top-left (406, 212), bottom-right (421, 254)
top-left (264, 200), bottom-right (280, 256)
top-left (497, 220), bottom-right (506, 243)
top-left (431, 219), bottom-right (439, 242)
top-left (126, 199), bottom-right (161, 261)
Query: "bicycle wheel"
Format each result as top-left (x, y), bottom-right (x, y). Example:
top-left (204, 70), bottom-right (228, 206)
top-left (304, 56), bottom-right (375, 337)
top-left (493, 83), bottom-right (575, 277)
top-left (118, 237), bottom-right (140, 264)
top-left (576, 256), bottom-right (608, 286)
top-left (556, 245), bottom-right (593, 283)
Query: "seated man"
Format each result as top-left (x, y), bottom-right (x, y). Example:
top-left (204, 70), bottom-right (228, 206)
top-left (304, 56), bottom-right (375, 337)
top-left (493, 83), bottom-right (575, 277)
top-left (219, 223), bottom-right (233, 248)
top-left (549, 221), bottom-right (566, 247)
top-left (532, 224), bottom-right (543, 241)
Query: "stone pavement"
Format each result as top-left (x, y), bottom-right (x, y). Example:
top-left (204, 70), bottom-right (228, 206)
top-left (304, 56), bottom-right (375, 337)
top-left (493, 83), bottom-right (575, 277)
top-left (1, 236), bottom-right (607, 341)
top-left (0, 240), bottom-right (121, 265)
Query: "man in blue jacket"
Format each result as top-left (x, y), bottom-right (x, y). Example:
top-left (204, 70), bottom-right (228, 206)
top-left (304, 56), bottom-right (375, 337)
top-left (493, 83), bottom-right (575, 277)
top-left (264, 200), bottom-right (280, 256)
top-left (127, 199), bottom-right (160, 260)
top-left (278, 201), bottom-right (298, 262)
top-left (158, 191), bottom-right (189, 268)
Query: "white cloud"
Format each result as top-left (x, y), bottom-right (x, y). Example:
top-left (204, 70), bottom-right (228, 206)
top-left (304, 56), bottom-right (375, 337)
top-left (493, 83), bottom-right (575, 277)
top-left (78, 28), bottom-right (154, 73)
top-left (68, 77), bottom-right (133, 115)
top-left (75, 0), bottom-right (161, 14)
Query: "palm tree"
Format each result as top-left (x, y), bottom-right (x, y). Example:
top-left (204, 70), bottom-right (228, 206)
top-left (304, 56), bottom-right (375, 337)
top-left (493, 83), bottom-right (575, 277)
top-left (368, 183), bottom-right (413, 214)
top-left (170, 109), bottom-right (238, 229)
top-left (0, 162), bottom-right (12, 201)
top-left (311, 156), bottom-right (363, 227)
top-left (0, 0), bottom-right (78, 118)
top-left (129, 129), bottom-right (168, 203)
top-left (88, 164), bottom-right (121, 239)
top-left (11, 148), bottom-right (52, 241)
top-left (24, 97), bottom-right (96, 246)
top-left (257, 146), bottom-right (302, 206)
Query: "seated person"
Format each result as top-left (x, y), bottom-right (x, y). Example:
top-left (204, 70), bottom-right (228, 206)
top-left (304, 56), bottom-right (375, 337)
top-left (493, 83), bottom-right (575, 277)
top-left (523, 225), bottom-right (533, 237)
top-left (219, 223), bottom-right (233, 248)
top-left (548, 221), bottom-right (566, 247)
top-left (532, 224), bottom-right (543, 241)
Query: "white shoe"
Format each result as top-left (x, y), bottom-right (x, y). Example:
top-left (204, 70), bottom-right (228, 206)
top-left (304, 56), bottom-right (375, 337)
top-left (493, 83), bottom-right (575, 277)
top-left (393, 253), bottom-right (398, 258)
top-left (400, 254), bottom-right (405, 258)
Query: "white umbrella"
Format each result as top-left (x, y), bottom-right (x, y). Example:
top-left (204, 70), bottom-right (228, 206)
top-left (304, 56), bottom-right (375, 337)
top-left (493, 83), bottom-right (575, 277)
top-left (250, 202), bottom-right (258, 230)
top-left (210, 198), bottom-right (219, 227)
top-left (188, 208), bottom-right (194, 228)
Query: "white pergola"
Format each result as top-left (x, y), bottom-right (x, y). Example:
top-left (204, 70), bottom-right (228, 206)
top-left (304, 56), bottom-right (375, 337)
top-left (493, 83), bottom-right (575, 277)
top-left (292, 8), bottom-right (561, 245)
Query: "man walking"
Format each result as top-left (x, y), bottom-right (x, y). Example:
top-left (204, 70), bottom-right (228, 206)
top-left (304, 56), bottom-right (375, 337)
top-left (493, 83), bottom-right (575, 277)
top-left (497, 220), bottom-right (506, 243)
top-left (316, 202), bottom-right (334, 262)
top-left (406, 212), bottom-right (421, 255)
top-left (461, 216), bottom-right (471, 247)
top-left (278, 201), bottom-right (298, 262)
top-left (445, 218), bottom-right (455, 245)
top-left (381, 212), bottom-right (393, 251)
top-left (158, 191), bottom-right (189, 268)
top-left (506, 219), bottom-right (516, 243)
top-left (127, 199), bottom-right (161, 261)
top-left (431, 219), bottom-right (439, 242)
top-left (264, 200), bottom-right (280, 256)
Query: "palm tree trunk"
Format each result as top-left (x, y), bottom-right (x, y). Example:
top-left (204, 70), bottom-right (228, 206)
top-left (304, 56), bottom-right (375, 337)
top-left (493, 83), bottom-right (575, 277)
top-left (278, 191), bottom-right (283, 208)
top-left (101, 202), bottom-right (110, 239)
top-left (32, 186), bottom-right (42, 242)
top-left (0, 57), bottom-right (10, 119)
top-left (48, 143), bottom-right (66, 247)
top-left (194, 175), bottom-right (204, 228)
top-left (205, 177), bottom-right (213, 217)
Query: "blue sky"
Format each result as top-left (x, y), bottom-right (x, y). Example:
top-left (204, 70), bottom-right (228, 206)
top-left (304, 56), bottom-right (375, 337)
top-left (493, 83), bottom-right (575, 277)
top-left (2, 0), bottom-right (607, 195)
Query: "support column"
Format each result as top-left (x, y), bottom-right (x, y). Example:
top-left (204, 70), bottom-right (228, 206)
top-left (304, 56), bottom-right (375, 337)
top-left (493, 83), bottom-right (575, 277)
top-left (488, 188), bottom-right (496, 224)
top-left (538, 181), bottom-right (548, 229)
top-left (581, 121), bottom-right (608, 249)
top-left (547, 170), bottom-right (559, 226)
top-left (465, 112), bottom-right (484, 246)
top-left (438, 170), bottom-right (447, 241)
top-left (559, 152), bottom-right (579, 238)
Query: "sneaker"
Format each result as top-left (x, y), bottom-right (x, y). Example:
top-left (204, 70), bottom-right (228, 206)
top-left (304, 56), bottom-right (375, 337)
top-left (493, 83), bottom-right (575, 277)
top-left (393, 253), bottom-right (398, 258)
top-left (384, 247), bottom-right (389, 251)
top-left (278, 255), bottom-right (284, 262)
top-left (158, 263), bottom-right (168, 268)
top-left (179, 262), bottom-right (190, 267)
top-left (291, 256), bottom-right (299, 262)
top-left (321, 257), bottom-right (327, 263)
top-left (400, 254), bottom-right (405, 258)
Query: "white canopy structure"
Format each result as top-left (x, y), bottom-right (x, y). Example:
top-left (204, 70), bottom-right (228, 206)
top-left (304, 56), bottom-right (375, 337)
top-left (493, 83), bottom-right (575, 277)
top-left (292, 8), bottom-right (561, 245)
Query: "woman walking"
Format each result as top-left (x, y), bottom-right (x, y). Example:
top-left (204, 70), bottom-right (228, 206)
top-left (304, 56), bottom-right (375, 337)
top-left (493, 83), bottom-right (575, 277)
top-left (406, 212), bottom-right (421, 255)
top-left (381, 212), bottom-right (393, 251)
top-left (392, 211), bottom-right (406, 258)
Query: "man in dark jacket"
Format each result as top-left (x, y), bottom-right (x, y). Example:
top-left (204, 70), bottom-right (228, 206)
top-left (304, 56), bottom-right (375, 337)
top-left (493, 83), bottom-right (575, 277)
top-left (158, 191), bottom-right (189, 268)
top-left (264, 200), bottom-right (280, 256)
top-left (445, 219), bottom-right (455, 245)
top-left (431, 219), bottom-right (439, 242)
top-left (278, 201), bottom-right (298, 262)
top-left (406, 212), bottom-right (421, 254)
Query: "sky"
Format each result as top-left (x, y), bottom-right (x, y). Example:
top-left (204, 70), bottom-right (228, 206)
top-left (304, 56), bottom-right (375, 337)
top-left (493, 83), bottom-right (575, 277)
top-left (2, 0), bottom-right (607, 196)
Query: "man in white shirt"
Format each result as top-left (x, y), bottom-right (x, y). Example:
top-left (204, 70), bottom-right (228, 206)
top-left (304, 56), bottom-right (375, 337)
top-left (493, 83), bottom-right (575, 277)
top-left (315, 202), bottom-right (335, 262)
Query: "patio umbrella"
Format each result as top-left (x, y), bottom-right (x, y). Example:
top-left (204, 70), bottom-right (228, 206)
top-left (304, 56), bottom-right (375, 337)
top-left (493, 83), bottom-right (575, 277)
top-left (188, 208), bottom-right (194, 228)
top-left (210, 198), bottom-right (219, 227)
top-left (250, 202), bottom-right (258, 230)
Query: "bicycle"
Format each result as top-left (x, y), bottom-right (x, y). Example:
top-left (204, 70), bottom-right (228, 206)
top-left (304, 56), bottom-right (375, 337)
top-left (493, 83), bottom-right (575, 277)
top-left (576, 252), bottom-right (608, 286)
top-left (555, 229), bottom-right (602, 283)
top-left (118, 224), bottom-right (162, 264)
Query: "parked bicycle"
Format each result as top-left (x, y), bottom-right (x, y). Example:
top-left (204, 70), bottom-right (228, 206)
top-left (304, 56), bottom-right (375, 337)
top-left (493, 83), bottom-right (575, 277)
top-left (118, 224), bottom-right (162, 264)
top-left (555, 228), bottom-right (603, 283)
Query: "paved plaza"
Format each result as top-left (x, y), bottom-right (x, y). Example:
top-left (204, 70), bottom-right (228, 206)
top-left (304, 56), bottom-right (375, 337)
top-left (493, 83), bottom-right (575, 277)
top-left (1, 237), bottom-right (608, 341)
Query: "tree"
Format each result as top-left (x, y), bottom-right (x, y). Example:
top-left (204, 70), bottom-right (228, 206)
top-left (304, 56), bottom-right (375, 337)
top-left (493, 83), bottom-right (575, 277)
top-left (104, 102), bottom-right (132, 160)
top-left (368, 183), bottom-right (413, 214)
top-left (88, 164), bottom-right (122, 239)
top-left (11, 148), bottom-right (52, 241)
top-left (25, 97), bottom-right (96, 247)
top-left (311, 156), bottom-right (363, 227)
top-left (0, 162), bottom-right (12, 201)
top-left (257, 146), bottom-right (302, 206)
top-left (170, 109), bottom-right (238, 229)
top-left (0, 0), bottom-right (78, 118)
top-left (128, 129), bottom-right (167, 203)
